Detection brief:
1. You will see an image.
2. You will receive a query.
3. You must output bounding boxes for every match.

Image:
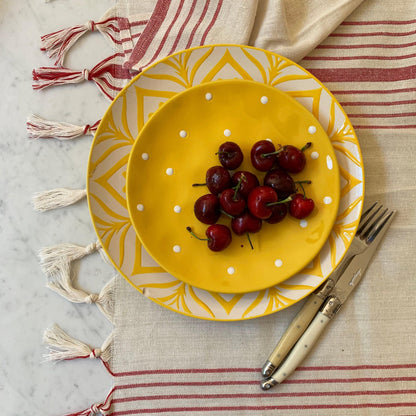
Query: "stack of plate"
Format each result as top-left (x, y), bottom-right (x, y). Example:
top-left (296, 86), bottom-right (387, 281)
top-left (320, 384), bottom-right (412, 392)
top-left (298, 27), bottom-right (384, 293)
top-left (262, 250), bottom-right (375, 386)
top-left (87, 45), bottom-right (364, 321)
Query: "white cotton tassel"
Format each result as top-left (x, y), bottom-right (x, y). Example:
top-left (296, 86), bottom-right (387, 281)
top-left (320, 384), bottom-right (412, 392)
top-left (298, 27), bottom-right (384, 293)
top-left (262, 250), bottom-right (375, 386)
top-left (32, 188), bottom-right (87, 212)
top-left (27, 114), bottom-right (98, 140)
top-left (94, 278), bottom-right (115, 321)
top-left (39, 241), bottom-right (102, 277)
top-left (47, 263), bottom-right (115, 321)
top-left (43, 324), bottom-right (93, 361)
top-left (43, 324), bottom-right (113, 362)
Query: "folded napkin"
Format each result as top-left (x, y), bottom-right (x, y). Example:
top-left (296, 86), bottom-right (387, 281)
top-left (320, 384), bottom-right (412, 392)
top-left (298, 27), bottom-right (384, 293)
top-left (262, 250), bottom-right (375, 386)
top-left (33, 0), bottom-right (416, 415)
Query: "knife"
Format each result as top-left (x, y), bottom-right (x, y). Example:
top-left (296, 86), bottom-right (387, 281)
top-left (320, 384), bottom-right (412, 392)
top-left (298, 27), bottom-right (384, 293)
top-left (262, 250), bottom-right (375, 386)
top-left (261, 265), bottom-right (345, 378)
top-left (261, 210), bottom-right (396, 390)
top-left (261, 201), bottom-right (381, 378)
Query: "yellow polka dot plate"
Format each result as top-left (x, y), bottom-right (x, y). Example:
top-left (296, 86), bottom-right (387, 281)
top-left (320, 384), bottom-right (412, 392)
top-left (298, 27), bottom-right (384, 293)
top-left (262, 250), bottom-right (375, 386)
top-left (87, 45), bottom-right (364, 320)
top-left (126, 79), bottom-right (340, 294)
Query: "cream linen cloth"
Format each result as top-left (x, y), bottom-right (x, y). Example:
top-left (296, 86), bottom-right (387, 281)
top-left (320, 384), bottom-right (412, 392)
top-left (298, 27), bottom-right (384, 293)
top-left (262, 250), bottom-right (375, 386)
top-left (123, 0), bottom-right (364, 70)
top-left (37, 0), bottom-right (416, 415)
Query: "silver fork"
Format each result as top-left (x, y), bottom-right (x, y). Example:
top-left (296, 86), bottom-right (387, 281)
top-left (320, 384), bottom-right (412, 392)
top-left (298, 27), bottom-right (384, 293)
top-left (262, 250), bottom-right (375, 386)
top-left (261, 201), bottom-right (394, 377)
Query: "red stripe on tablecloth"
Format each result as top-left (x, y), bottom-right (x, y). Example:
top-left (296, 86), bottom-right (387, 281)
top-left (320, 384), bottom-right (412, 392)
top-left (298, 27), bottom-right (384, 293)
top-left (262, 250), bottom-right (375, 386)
top-left (185, 0), bottom-right (210, 48)
top-left (111, 390), bottom-right (416, 404)
top-left (109, 363), bottom-right (416, 377)
top-left (331, 87), bottom-right (416, 94)
top-left (317, 41), bottom-right (416, 49)
top-left (342, 19), bottom-right (416, 25)
top-left (108, 403), bottom-right (416, 415)
top-left (120, 32), bottom-right (143, 43)
top-left (110, 367), bottom-right (257, 377)
top-left (167, 0), bottom-right (198, 55)
top-left (110, 32), bottom-right (142, 46)
top-left (130, 20), bottom-right (151, 28)
top-left (114, 376), bottom-right (416, 390)
top-left (330, 29), bottom-right (416, 37)
top-left (308, 65), bottom-right (416, 82)
top-left (297, 364), bottom-right (416, 371)
top-left (125, 0), bottom-right (172, 67)
top-left (354, 124), bottom-right (416, 129)
top-left (340, 99), bottom-right (416, 106)
top-left (348, 112), bottom-right (416, 118)
top-left (200, 0), bottom-right (223, 44)
top-left (112, 18), bottom-right (149, 33)
top-left (303, 52), bottom-right (416, 60)
top-left (116, 381), bottom-right (256, 389)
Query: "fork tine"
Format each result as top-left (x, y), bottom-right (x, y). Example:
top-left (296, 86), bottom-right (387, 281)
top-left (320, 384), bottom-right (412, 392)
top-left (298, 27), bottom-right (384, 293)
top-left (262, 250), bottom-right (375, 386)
top-left (359, 201), bottom-right (379, 224)
top-left (357, 201), bottom-right (382, 236)
top-left (360, 207), bottom-right (388, 241)
top-left (366, 210), bottom-right (396, 244)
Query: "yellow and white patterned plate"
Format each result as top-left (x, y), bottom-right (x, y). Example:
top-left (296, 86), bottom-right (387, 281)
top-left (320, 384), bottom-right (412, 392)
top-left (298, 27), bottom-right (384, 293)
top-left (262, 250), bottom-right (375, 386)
top-left (87, 45), bottom-right (364, 320)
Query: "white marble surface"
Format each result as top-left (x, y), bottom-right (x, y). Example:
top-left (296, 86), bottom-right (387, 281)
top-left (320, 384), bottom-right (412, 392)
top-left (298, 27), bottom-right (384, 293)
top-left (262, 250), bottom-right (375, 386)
top-left (0, 1), bottom-right (117, 415)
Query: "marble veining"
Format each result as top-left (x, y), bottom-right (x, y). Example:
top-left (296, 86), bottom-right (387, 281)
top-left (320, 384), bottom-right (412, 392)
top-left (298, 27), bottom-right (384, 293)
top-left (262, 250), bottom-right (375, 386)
top-left (0, 1), bottom-right (115, 415)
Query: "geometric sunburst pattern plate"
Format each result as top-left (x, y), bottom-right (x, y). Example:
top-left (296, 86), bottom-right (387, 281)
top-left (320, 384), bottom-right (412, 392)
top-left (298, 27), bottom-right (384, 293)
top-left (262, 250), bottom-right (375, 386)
top-left (87, 44), bottom-right (364, 321)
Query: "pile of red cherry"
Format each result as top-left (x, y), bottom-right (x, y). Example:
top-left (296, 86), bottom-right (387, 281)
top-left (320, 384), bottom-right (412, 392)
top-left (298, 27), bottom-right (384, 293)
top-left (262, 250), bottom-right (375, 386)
top-left (187, 139), bottom-right (315, 252)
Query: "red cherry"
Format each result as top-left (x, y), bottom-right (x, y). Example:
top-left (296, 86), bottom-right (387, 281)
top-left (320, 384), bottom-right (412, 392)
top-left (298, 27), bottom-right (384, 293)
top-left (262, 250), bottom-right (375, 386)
top-left (247, 186), bottom-right (278, 219)
top-left (205, 166), bottom-right (232, 195)
top-left (206, 224), bottom-right (232, 251)
top-left (277, 143), bottom-right (311, 174)
top-left (217, 141), bottom-right (243, 170)
top-left (219, 188), bottom-right (246, 217)
top-left (231, 212), bottom-right (262, 236)
top-left (266, 203), bottom-right (288, 224)
top-left (194, 194), bottom-right (220, 224)
top-left (250, 140), bottom-right (277, 171)
top-left (263, 168), bottom-right (296, 199)
top-left (186, 225), bottom-right (231, 252)
top-left (231, 171), bottom-right (260, 198)
top-left (289, 193), bottom-right (315, 219)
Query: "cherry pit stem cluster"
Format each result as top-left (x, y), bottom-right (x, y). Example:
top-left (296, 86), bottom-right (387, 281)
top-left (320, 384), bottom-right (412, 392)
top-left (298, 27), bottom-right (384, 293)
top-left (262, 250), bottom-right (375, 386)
top-left (188, 140), bottom-right (315, 251)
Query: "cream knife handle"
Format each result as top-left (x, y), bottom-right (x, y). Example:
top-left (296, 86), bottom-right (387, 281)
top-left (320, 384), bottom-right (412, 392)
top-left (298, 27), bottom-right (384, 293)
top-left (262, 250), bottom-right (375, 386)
top-left (271, 311), bottom-right (331, 383)
top-left (270, 296), bottom-right (342, 385)
top-left (261, 293), bottom-right (325, 377)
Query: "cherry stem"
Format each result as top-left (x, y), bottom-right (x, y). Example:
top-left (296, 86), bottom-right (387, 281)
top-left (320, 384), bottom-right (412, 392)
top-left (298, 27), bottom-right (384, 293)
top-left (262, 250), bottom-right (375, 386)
top-left (232, 176), bottom-right (243, 200)
top-left (295, 180), bottom-right (312, 185)
top-left (261, 147), bottom-right (284, 158)
top-left (266, 195), bottom-right (294, 207)
top-left (246, 232), bottom-right (254, 250)
top-left (192, 183), bottom-right (206, 187)
top-left (297, 182), bottom-right (307, 198)
top-left (301, 142), bottom-right (312, 152)
top-left (186, 226), bottom-right (208, 241)
top-left (216, 150), bottom-right (232, 157)
top-left (220, 209), bottom-right (234, 219)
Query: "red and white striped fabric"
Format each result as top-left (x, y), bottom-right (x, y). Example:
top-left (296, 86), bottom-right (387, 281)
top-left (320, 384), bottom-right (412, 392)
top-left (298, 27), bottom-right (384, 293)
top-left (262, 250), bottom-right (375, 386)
top-left (301, 17), bottom-right (416, 131)
top-left (105, 364), bottom-right (416, 415)
top-left (123, 0), bottom-right (256, 71)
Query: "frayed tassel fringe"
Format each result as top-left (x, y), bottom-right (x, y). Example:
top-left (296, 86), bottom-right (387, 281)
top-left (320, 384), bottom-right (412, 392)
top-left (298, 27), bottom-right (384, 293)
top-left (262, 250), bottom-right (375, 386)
top-left (46, 261), bottom-right (115, 321)
top-left (33, 188), bottom-right (87, 212)
top-left (39, 241), bottom-right (101, 276)
top-left (43, 324), bottom-right (113, 363)
top-left (27, 114), bottom-right (99, 140)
